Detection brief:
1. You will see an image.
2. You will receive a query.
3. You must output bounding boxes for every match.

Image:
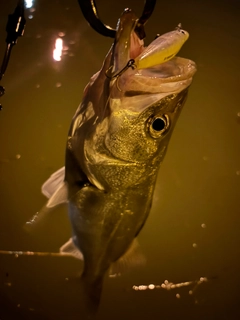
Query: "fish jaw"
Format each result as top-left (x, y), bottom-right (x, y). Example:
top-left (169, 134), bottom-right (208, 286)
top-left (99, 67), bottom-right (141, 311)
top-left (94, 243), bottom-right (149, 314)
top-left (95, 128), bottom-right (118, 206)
top-left (111, 56), bottom-right (196, 111)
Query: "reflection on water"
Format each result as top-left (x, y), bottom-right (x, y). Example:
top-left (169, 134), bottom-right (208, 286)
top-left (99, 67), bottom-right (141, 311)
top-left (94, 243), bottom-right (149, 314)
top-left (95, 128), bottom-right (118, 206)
top-left (0, 0), bottom-right (240, 319)
top-left (53, 38), bottom-right (63, 61)
top-left (25, 0), bottom-right (34, 9)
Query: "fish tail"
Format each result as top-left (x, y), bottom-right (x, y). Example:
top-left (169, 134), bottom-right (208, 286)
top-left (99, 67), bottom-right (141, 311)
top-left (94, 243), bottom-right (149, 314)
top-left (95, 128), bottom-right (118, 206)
top-left (78, 274), bottom-right (104, 317)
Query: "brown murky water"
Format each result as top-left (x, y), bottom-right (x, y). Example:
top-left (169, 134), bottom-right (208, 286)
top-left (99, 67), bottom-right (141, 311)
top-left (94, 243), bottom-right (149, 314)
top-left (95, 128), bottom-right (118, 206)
top-left (0, 0), bottom-right (240, 319)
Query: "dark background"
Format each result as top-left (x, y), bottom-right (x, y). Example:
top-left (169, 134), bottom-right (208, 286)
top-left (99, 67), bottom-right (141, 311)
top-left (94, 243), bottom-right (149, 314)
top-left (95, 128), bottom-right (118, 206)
top-left (0, 0), bottom-right (240, 319)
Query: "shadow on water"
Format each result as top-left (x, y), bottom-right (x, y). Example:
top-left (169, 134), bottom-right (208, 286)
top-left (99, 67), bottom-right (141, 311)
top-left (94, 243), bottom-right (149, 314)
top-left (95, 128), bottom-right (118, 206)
top-left (0, 0), bottom-right (240, 319)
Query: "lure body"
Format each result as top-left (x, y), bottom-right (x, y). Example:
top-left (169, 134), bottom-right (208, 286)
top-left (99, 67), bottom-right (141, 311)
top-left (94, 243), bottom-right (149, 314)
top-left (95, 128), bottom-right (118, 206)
top-left (134, 27), bottom-right (189, 69)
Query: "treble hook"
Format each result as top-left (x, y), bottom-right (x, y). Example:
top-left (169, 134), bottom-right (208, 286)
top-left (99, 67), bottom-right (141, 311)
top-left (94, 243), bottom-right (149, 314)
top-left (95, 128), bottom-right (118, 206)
top-left (77, 0), bottom-right (156, 40)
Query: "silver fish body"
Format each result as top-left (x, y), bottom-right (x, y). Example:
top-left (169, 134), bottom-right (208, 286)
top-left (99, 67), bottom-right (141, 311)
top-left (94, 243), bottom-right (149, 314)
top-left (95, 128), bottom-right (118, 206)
top-left (30, 9), bottom-right (196, 316)
top-left (63, 10), bottom-right (196, 313)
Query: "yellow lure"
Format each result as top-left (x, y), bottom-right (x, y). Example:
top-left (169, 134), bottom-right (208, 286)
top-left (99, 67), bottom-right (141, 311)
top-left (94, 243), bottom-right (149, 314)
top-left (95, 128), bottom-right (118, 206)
top-left (134, 26), bottom-right (189, 69)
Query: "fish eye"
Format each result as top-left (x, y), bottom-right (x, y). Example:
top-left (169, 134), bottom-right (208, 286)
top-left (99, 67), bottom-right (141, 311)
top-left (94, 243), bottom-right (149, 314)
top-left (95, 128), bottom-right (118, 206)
top-left (152, 118), bottom-right (165, 131)
top-left (147, 114), bottom-right (170, 138)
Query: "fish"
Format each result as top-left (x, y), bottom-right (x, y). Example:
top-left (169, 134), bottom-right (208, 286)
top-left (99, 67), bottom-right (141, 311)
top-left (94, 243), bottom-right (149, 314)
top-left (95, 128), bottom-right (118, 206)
top-left (27, 8), bottom-right (196, 317)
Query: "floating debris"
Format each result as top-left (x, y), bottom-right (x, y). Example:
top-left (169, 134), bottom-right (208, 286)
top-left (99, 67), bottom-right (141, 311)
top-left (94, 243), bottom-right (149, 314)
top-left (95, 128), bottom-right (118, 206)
top-left (0, 154), bottom-right (21, 163)
top-left (0, 250), bottom-right (67, 257)
top-left (58, 32), bottom-right (66, 37)
top-left (4, 282), bottom-right (12, 287)
top-left (132, 277), bottom-right (208, 295)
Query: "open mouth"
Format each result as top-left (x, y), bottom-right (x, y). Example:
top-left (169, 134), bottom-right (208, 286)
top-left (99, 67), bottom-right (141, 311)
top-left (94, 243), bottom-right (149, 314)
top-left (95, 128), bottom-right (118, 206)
top-left (111, 15), bottom-right (197, 96)
top-left (117, 55), bottom-right (196, 97)
top-left (136, 57), bottom-right (197, 82)
top-left (130, 28), bottom-right (197, 89)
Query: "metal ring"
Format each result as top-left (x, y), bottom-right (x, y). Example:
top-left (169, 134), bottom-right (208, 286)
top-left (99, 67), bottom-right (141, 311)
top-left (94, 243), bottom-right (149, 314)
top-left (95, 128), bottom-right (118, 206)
top-left (77, 0), bottom-right (156, 39)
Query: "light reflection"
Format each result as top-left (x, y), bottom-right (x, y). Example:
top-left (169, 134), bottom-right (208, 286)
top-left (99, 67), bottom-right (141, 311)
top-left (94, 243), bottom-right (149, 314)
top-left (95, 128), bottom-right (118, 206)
top-left (53, 38), bottom-right (63, 61)
top-left (25, 0), bottom-right (34, 9)
top-left (58, 32), bottom-right (66, 37)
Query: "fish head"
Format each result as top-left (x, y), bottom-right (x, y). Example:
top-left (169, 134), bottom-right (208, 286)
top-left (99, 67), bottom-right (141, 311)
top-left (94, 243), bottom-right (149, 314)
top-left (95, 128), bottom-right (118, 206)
top-left (69, 9), bottom-right (196, 191)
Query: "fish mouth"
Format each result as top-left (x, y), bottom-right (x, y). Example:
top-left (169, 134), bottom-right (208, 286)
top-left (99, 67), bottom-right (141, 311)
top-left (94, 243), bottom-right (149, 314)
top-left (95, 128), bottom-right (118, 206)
top-left (123, 56), bottom-right (197, 95)
top-left (128, 31), bottom-right (196, 94)
top-left (136, 56), bottom-right (196, 82)
top-left (110, 12), bottom-right (197, 98)
top-left (128, 23), bottom-right (197, 88)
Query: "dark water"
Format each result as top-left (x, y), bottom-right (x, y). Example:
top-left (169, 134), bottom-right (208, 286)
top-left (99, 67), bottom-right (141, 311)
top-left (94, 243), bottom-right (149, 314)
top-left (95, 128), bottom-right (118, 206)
top-left (0, 0), bottom-right (240, 319)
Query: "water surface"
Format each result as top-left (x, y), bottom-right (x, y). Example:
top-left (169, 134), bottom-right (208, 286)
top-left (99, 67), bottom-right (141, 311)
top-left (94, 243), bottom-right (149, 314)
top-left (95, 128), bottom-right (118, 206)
top-left (0, 0), bottom-right (240, 319)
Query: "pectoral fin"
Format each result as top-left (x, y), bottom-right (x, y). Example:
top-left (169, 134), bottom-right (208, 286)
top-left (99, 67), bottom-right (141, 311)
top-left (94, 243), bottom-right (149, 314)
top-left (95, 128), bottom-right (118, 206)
top-left (40, 167), bottom-right (68, 208)
top-left (108, 238), bottom-right (146, 277)
top-left (41, 167), bottom-right (65, 198)
top-left (45, 181), bottom-right (68, 208)
top-left (60, 237), bottom-right (84, 260)
top-left (25, 168), bottom-right (68, 231)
